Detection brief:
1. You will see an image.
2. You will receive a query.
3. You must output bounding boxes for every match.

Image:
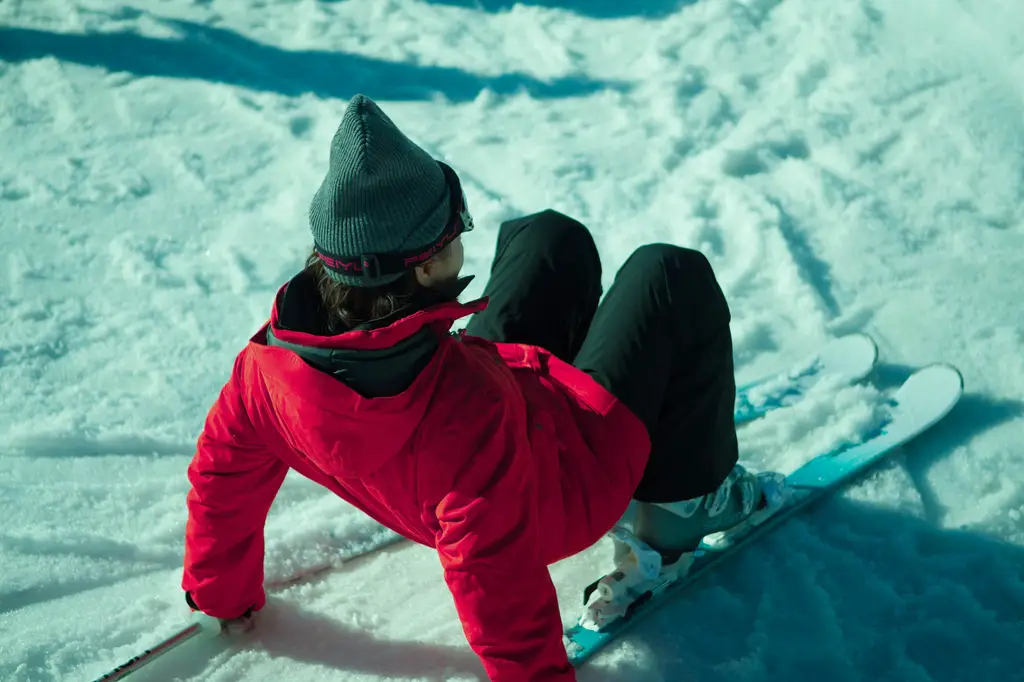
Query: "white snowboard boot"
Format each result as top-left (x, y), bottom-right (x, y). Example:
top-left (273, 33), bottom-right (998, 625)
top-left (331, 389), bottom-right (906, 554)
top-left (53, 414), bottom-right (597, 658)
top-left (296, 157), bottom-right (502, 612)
top-left (701, 471), bottom-right (791, 548)
top-left (579, 466), bottom-right (790, 631)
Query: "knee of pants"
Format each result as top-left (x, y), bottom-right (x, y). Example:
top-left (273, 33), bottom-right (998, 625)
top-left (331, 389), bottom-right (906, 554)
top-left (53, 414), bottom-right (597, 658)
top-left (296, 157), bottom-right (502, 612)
top-left (618, 243), bottom-right (731, 326)
top-left (496, 209), bottom-right (601, 282)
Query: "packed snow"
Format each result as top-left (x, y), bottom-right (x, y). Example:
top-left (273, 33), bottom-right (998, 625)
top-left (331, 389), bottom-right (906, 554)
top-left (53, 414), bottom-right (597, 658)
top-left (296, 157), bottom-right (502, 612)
top-left (2, 0), bottom-right (1023, 680)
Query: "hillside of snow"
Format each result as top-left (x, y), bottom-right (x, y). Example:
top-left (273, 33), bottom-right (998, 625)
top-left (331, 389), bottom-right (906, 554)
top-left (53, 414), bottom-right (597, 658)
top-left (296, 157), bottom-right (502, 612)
top-left (2, 0), bottom-right (1023, 680)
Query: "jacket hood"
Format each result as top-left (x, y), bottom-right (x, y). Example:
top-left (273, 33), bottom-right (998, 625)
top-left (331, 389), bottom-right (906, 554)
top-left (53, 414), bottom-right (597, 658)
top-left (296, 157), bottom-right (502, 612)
top-left (246, 271), bottom-right (486, 478)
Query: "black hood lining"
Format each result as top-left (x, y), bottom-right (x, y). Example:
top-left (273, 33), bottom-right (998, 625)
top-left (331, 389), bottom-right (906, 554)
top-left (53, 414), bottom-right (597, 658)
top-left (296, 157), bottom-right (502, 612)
top-left (265, 271), bottom-right (475, 398)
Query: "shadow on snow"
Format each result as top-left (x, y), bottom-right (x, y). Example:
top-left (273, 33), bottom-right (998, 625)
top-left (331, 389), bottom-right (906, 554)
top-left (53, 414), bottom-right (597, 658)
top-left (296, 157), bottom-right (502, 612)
top-left (418, 0), bottom-right (697, 20)
top-left (0, 19), bottom-right (625, 103)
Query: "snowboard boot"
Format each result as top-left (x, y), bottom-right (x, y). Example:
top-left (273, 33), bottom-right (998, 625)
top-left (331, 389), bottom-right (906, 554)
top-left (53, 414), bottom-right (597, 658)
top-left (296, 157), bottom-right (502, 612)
top-left (579, 465), bottom-right (789, 631)
top-left (639, 464), bottom-right (790, 558)
top-left (700, 470), bottom-right (790, 549)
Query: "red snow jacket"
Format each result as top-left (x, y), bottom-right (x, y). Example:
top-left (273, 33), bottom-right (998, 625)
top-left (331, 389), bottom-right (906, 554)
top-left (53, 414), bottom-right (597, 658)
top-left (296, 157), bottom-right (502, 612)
top-left (182, 275), bottom-right (650, 681)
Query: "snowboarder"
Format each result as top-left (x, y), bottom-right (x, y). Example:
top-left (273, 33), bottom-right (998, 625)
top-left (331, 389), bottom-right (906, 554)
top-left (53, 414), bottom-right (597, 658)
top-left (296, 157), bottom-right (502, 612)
top-left (182, 94), bottom-right (784, 681)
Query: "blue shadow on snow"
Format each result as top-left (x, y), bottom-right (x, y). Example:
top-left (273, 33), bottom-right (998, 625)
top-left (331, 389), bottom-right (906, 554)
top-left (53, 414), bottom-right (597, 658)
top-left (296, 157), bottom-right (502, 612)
top-left (629, 389), bottom-right (1024, 681)
top-left (422, 0), bottom-right (696, 20)
top-left (0, 19), bottom-right (624, 102)
top-left (635, 497), bottom-right (1024, 682)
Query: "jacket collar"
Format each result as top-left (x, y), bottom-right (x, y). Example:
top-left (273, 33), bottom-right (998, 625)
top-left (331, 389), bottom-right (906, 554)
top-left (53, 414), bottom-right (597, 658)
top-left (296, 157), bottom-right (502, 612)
top-left (266, 274), bottom-right (487, 351)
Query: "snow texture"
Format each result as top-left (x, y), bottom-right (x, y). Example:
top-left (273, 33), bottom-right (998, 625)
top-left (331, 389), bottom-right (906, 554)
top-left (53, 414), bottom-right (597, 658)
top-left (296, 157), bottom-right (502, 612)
top-left (1, 0), bottom-right (1023, 680)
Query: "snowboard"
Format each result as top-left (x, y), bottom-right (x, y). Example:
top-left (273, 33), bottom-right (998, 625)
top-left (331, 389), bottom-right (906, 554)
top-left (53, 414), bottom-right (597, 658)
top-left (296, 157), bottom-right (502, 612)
top-left (271, 334), bottom-right (880, 586)
top-left (734, 332), bottom-right (877, 424)
top-left (563, 362), bottom-right (964, 667)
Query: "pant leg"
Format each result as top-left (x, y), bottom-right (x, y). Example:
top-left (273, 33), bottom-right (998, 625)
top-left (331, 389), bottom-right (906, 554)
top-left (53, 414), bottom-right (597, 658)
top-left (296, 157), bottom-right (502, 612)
top-left (573, 243), bottom-right (739, 504)
top-left (465, 209), bottom-right (603, 362)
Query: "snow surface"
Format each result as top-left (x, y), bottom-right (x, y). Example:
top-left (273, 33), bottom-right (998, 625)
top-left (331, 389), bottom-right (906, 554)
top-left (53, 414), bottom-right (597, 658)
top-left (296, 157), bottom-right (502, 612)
top-left (2, 0), bottom-right (1024, 680)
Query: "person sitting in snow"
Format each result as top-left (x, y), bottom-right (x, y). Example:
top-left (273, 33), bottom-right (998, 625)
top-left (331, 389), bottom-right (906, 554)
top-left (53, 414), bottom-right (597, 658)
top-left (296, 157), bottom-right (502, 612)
top-left (182, 94), bottom-right (786, 681)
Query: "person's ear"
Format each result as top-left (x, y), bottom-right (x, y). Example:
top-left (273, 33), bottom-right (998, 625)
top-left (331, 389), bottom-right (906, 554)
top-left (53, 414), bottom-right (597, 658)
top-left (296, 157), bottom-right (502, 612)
top-left (414, 256), bottom-right (441, 287)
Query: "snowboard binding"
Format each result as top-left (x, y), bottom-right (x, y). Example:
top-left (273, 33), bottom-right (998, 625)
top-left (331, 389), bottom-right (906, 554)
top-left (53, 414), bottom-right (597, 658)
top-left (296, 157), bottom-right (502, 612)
top-left (578, 526), bottom-right (694, 632)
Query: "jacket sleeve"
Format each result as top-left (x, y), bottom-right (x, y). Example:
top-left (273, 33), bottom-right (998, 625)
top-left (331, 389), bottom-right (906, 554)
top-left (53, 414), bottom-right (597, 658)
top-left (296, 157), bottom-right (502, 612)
top-left (182, 353), bottom-right (289, 619)
top-left (433, 393), bottom-right (575, 682)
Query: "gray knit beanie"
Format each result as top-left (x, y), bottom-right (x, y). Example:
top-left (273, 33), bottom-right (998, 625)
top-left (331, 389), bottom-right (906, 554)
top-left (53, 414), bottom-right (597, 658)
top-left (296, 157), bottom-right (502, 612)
top-left (309, 94), bottom-right (455, 287)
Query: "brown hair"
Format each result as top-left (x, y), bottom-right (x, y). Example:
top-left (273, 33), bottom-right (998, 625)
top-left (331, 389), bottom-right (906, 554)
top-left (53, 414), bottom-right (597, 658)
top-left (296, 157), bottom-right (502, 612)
top-left (305, 249), bottom-right (419, 330)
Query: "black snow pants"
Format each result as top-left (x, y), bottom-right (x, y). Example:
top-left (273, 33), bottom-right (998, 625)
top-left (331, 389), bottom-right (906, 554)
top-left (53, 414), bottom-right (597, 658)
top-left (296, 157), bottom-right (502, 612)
top-left (465, 209), bottom-right (739, 504)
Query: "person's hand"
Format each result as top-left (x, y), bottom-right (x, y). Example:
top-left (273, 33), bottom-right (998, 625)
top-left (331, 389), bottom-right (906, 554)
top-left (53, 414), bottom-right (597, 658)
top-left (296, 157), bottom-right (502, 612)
top-left (190, 607), bottom-right (256, 636)
top-left (217, 610), bottom-right (255, 635)
top-left (187, 592), bottom-right (256, 636)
